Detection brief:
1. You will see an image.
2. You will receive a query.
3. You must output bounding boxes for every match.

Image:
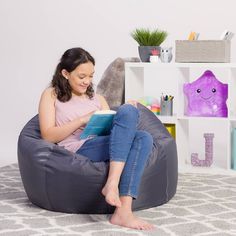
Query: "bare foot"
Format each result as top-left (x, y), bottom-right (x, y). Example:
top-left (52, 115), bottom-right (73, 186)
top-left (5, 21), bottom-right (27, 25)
top-left (102, 181), bottom-right (121, 208)
top-left (110, 209), bottom-right (154, 230)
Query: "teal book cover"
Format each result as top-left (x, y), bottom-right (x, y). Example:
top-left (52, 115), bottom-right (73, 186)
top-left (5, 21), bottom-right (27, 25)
top-left (80, 110), bottom-right (116, 139)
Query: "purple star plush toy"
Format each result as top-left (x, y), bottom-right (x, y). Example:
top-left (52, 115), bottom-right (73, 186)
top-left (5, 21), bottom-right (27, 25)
top-left (184, 70), bottom-right (228, 117)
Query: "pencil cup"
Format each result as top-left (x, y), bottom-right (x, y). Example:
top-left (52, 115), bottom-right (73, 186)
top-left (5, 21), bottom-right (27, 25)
top-left (160, 99), bottom-right (173, 116)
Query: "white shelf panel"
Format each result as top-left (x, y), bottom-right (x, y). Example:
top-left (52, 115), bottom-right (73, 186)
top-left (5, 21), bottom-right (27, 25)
top-left (157, 115), bottom-right (177, 124)
top-left (177, 115), bottom-right (229, 122)
top-left (126, 62), bottom-right (236, 69)
top-left (179, 164), bottom-right (236, 175)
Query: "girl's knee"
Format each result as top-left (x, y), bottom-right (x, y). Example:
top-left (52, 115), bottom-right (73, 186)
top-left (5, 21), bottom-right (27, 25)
top-left (117, 104), bottom-right (139, 120)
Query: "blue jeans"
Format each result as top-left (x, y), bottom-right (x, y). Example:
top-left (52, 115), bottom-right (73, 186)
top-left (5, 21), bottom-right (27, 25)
top-left (76, 104), bottom-right (153, 198)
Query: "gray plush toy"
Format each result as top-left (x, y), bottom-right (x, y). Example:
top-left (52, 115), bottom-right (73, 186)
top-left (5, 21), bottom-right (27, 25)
top-left (96, 57), bottom-right (140, 108)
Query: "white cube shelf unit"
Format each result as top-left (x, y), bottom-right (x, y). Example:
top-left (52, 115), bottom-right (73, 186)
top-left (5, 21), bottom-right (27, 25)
top-left (125, 62), bottom-right (236, 173)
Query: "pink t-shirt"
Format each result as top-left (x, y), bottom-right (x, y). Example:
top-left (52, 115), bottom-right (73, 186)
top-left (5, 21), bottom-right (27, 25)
top-left (55, 95), bottom-right (102, 153)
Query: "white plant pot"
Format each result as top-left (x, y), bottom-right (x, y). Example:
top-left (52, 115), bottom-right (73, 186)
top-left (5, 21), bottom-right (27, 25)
top-left (149, 55), bottom-right (159, 63)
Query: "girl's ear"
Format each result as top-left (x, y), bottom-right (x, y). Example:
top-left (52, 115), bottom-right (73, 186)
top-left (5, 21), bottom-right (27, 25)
top-left (61, 69), bottom-right (69, 79)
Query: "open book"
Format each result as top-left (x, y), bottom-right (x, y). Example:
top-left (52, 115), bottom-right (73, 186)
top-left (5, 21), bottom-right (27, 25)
top-left (80, 110), bottom-right (117, 139)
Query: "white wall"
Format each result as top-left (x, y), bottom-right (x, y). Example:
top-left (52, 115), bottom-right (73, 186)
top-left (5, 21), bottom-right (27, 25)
top-left (0, 0), bottom-right (236, 166)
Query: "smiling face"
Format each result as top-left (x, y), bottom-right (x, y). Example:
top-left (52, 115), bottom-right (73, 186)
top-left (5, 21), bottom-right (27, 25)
top-left (194, 77), bottom-right (218, 101)
top-left (62, 62), bottom-right (94, 96)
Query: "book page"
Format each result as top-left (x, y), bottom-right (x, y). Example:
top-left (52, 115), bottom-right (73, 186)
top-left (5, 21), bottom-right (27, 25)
top-left (94, 110), bottom-right (116, 115)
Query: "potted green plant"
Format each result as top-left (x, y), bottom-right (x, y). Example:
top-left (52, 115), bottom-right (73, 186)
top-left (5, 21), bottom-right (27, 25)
top-left (131, 28), bottom-right (168, 62)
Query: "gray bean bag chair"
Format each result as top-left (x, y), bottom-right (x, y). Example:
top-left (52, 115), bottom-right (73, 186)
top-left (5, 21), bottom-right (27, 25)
top-left (17, 104), bottom-right (178, 214)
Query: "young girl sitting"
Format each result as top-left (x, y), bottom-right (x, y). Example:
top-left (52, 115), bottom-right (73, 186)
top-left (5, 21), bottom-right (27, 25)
top-left (38, 47), bottom-right (154, 230)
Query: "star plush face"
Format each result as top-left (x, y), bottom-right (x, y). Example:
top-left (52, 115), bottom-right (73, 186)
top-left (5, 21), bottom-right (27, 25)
top-left (184, 70), bottom-right (228, 117)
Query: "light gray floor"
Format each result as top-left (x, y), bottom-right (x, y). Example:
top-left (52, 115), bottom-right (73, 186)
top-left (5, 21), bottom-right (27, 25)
top-left (1, 164), bottom-right (236, 236)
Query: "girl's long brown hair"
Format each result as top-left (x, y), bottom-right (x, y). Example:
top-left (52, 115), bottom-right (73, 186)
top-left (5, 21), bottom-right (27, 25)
top-left (51, 47), bottom-right (95, 102)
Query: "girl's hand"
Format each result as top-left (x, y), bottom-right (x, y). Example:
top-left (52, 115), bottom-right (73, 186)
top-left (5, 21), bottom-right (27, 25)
top-left (126, 100), bottom-right (138, 108)
top-left (80, 111), bottom-right (95, 126)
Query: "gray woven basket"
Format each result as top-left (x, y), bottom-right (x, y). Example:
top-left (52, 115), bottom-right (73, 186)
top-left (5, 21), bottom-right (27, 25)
top-left (175, 40), bottom-right (231, 63)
